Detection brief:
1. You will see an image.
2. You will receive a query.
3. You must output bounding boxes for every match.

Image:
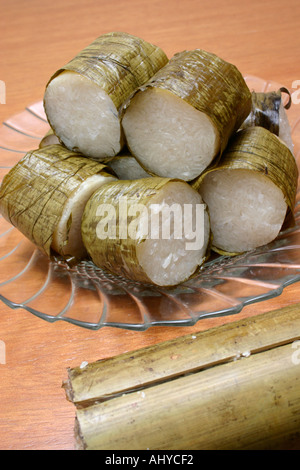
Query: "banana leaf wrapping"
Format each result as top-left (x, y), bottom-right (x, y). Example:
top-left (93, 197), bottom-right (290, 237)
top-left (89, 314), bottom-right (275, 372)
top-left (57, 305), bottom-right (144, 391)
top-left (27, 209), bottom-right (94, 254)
top-left (81, 177), bottom-right (210, 285)
top-left (44, 31), bottom-right (168, 117)
top-left (240, 88), bottom-right (292, 135)
top-left (0, 144), bottom-right (114, 258)
top-left (82, 178), bottom-right (174, 284)
top-left (122, 49), bottom-right (252, 157)
top-left (193, 126), bottom-right (298, 256)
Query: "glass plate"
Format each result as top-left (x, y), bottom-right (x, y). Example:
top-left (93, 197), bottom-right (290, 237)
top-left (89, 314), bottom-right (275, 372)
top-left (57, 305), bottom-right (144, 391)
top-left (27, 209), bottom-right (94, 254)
top-left (1, 75), bottom-right (300, 331)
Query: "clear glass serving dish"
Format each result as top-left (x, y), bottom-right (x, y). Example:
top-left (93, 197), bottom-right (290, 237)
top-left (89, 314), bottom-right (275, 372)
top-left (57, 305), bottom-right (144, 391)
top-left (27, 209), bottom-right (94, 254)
top-left (1, 75), bottom-right (300, 331)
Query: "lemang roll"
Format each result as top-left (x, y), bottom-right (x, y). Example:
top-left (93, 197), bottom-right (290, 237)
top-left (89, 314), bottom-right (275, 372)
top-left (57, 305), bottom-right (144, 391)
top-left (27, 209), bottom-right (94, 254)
top-left (122, 49), bottom-right (252, 181)
top-left (44, 32), bottom-right (168, 161)
top-left (81, 177), bottom-right (211, 286)
top-left (0, 144), bottom-right (117, 259)
top-left (194, 126), bottom-right (298, 255)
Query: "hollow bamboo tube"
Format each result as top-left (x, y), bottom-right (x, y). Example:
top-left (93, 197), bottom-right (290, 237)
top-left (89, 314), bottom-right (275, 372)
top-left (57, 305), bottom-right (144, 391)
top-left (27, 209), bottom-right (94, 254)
top-left (65, 303), bottom-right (300, 450)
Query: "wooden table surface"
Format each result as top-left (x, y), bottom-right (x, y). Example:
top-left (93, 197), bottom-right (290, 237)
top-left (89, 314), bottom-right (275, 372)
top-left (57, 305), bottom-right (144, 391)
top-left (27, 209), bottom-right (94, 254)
top-left (1, 0), bottom-right (300, 450)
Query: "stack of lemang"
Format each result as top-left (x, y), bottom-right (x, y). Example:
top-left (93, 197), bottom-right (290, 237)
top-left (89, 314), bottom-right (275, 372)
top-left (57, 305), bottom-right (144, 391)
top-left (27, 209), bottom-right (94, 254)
top-left (0, 32), bottom-right (298, 287)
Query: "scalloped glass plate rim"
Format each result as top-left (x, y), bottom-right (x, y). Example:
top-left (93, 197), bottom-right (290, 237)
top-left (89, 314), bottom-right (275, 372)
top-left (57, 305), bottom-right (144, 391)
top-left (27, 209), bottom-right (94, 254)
top-left (1, 276), bottom-right (299, 331)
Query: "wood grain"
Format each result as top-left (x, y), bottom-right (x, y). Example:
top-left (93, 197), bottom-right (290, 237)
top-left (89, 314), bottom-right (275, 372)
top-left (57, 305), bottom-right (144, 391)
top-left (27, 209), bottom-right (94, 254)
top-left (1, 0), bottom-right (300, 450)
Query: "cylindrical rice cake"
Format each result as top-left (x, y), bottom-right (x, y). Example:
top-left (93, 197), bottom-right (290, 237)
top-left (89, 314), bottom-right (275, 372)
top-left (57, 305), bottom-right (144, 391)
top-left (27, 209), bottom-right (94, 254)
top-left (43, 32), bottom-right (168, 161)
top-left (196, 126), bottom-right (298, 255)
top-left (81, 178), bottom-right (211, 286)
top-left (0, 144), bottom-right (117, 259)
top-left (122, 49), bottom-right (252, 181)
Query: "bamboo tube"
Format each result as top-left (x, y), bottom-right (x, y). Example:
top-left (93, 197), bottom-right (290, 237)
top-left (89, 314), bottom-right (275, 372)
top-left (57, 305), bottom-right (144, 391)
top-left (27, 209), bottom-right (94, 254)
top-left (64, 303), bottom-right (300, 450)
top-left (74, 344), bottom-right (300, 450)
